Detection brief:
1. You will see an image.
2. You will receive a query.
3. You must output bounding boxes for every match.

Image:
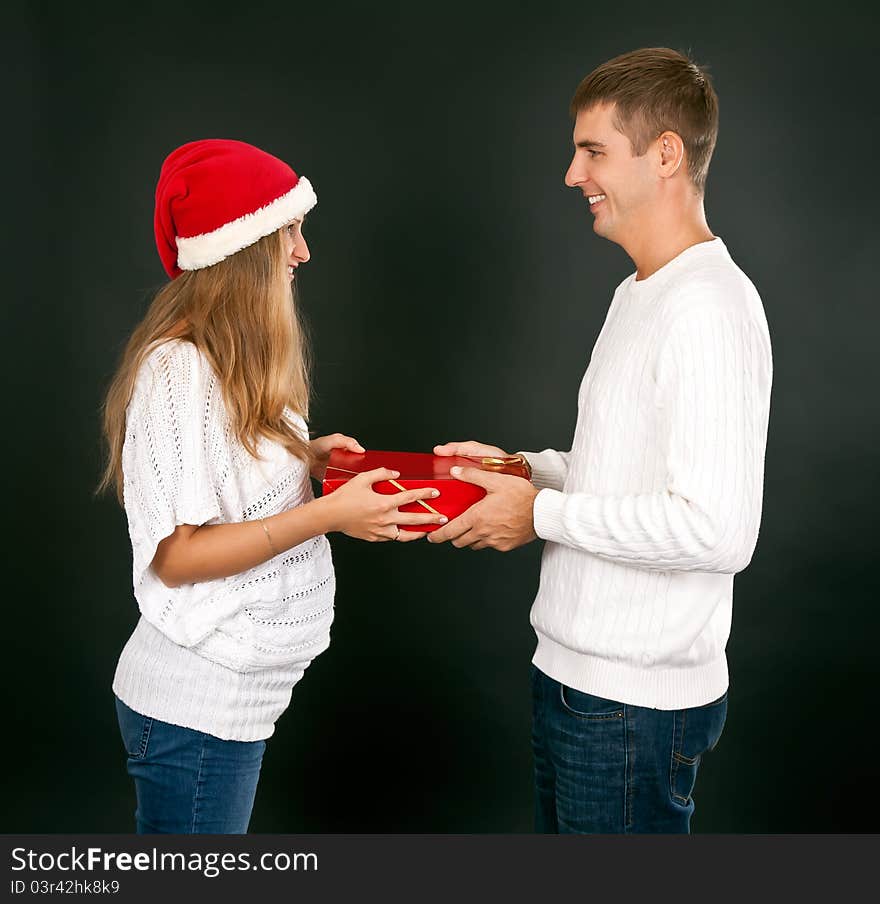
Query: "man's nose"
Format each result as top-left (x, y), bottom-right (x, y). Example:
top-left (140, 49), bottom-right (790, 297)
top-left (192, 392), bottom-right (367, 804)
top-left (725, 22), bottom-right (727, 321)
top-left (564, 156), bottom-right (581, 188)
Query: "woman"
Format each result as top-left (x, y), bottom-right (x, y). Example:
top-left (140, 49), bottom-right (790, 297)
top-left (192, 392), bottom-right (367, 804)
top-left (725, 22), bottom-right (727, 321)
top-left (96, 138), bottom-right (444, 833)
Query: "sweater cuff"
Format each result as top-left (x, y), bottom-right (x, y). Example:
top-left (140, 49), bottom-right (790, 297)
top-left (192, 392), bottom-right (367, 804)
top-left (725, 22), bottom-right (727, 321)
top-left (518, 450), bottom-right (566, 492)
top-left (533, 488), bottom-right (567, 544)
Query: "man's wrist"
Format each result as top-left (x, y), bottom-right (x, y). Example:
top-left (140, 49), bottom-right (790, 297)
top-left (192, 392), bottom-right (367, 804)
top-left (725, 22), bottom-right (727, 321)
top-left (512, 452), bottom-right (533, 481)
top-left (531, 488), bottom-right (566, 544)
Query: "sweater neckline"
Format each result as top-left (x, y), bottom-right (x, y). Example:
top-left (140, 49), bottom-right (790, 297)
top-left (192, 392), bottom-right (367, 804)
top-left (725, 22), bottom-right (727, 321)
top-left (627, 237), bottom-right (726, 297)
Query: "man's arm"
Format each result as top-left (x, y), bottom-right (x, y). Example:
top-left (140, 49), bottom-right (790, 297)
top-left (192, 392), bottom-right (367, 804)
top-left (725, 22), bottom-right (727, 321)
top-left (434, 442), bottom-right (571, 492)
top-left (431, 300), bottom-right (772, 570)
top-left (518, 449), bottom-right (571, 492)
top-left (533, 302), bottom-right (771, 572)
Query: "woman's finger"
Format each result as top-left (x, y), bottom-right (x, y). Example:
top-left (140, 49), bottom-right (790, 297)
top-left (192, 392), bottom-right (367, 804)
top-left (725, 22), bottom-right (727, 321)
top-left (357, 467), bottom-right (400, 487)
top-left (339, 434), bottom-right (365, 452)
top-left (394, 512), bottom-right (448, 526)
top-left (390, 487), bottom-right (441, 507)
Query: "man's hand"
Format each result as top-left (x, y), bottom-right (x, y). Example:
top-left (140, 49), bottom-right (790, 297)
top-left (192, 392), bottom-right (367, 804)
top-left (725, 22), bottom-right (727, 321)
top-left (426, 466), bottom-right (539, 551)
top-left (310, 433), bottom-right (364, 481)
top-left (433, 440), bottom-right (509, 459)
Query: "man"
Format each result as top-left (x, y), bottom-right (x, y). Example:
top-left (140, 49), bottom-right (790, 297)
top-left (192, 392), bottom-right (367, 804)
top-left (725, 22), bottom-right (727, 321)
top-left (427, 47), bottom-right (773, 833)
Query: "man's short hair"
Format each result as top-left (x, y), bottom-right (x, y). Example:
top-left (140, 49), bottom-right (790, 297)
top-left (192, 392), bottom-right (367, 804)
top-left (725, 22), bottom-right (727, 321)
top-left (570, 47), bottom-right (719, 193)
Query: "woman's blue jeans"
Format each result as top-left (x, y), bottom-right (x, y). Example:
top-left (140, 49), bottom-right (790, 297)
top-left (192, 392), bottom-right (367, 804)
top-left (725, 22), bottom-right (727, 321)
top-left (114, 696), bottom-right (266, 834)
top-left (531, 664), bottom-right (727, 833)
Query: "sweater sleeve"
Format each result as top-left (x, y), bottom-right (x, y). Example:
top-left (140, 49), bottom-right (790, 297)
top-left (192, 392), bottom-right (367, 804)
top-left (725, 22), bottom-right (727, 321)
top-left (532, 298), bottom-right (772, 573)
top-left (518, 449), bottom-right (571, 491)
top-left (123, 341), bottom-right (224, 602)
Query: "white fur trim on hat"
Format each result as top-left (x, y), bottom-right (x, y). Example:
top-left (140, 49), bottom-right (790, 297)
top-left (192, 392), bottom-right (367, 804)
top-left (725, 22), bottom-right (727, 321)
top-left (175, 177), bottom-right (317, 271)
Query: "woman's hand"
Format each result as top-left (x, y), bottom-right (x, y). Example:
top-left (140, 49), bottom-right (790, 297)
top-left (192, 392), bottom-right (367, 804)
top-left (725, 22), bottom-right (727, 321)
top-left (309, 433), bottom-right (364, 480)
top-left (321, 468), bottom-right (447, 543)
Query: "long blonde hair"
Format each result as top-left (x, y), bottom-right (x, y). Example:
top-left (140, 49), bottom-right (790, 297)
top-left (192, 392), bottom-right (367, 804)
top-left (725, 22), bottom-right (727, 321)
top-left (96, 227), bottom-right (313, 506)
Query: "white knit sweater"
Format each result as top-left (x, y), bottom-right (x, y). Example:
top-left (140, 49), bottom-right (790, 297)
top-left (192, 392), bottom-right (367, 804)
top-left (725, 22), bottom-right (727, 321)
top-left (112, 338), bottom-right (335, 741)
top-left (523, 238), bottom-right (772, 709)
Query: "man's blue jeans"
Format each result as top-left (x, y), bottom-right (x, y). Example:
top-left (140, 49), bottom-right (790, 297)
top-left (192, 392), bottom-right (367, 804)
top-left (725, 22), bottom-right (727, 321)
top-left (531, 664), bottom-right (727, 833)
top-left (114, 696), bottom-right (266, 834)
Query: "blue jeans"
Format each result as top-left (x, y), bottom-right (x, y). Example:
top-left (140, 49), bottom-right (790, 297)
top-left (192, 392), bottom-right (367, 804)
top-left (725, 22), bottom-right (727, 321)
top-left (531, 664), bottom-right (727, 833)
top-left (114, 696), bottom-right (266, 834)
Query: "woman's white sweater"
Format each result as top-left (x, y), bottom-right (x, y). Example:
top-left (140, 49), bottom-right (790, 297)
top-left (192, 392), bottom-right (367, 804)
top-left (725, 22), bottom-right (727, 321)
top-left (112, 338), bottom-right (335, 741)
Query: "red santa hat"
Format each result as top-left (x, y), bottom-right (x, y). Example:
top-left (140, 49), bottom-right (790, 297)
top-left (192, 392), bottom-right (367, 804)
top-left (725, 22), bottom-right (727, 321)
top-left (154, 138), bottom-right (317, 278)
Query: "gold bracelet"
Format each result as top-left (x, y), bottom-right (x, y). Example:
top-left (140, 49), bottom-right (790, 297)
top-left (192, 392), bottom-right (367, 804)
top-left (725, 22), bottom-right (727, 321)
top-left (260, 518), bottom-right (280, 557)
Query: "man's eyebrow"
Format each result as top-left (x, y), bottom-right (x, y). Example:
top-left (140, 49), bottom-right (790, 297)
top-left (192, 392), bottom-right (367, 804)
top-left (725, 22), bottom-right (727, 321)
top-left (575, 139), bottom-right (607, 149)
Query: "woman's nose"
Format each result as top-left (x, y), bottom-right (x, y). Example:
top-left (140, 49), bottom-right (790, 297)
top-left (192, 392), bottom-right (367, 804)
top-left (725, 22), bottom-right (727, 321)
top-left (294, 235), bottom-right (310, 263)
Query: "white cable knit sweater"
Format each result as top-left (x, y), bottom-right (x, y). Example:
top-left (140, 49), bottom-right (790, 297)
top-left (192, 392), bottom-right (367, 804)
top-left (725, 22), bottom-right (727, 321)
top-left (112, 338), bottom-right (335, 741)
top-left (522, 237), bottom-right (772, 709)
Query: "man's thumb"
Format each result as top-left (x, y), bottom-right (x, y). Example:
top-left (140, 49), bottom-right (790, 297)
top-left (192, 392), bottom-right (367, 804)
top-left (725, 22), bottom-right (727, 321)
top-left (450, 465), bottom-right (503, 490)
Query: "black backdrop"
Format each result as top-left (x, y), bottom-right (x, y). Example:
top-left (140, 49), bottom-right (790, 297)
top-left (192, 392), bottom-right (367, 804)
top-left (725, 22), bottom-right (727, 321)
top-left (5, 0), bottom-right (878, 832)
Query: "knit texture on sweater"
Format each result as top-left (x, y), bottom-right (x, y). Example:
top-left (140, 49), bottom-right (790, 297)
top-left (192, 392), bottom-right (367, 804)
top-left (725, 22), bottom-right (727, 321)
top-left (112, 338), bottom-right (334, 740)
top-left (524, 238), bottom-right (772, 709)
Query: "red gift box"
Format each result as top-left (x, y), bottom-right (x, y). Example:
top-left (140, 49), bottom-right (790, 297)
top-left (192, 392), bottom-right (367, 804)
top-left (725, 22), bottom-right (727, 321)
top-left (322, 449), bottom-right (530, 532)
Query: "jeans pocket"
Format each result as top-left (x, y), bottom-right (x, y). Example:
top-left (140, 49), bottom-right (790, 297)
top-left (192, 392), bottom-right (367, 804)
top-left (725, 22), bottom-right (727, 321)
top-left (115, 696), bottom-right (153, 760)
top-left (669, 692), bottom-right (728, 806)
top-left (559, 684), bottom-right (625, 721)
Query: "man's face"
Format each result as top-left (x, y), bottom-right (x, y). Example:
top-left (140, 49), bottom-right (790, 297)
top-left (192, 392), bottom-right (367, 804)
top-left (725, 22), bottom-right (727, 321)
top-left (564, 102), bottom-right (657, 245)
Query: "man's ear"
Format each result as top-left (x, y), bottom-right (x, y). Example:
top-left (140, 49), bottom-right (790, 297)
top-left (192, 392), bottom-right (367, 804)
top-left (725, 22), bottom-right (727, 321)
top-left (658, 130), bottom-right (685, 180)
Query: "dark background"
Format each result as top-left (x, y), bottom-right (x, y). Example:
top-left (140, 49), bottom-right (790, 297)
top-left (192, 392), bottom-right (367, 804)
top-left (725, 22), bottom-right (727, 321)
top-left (5, 0), bottom-right (877, 832)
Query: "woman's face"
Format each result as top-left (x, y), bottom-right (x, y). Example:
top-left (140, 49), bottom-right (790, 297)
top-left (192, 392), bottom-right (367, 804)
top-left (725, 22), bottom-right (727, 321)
top-left (283, 219), bottom-right (310, 281)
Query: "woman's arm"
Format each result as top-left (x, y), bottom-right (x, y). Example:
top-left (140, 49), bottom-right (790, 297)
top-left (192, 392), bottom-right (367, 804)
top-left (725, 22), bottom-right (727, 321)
top-left (152, 468), bottom-right (444, 587)
top-left (152, 496), bottom-right (333, 588)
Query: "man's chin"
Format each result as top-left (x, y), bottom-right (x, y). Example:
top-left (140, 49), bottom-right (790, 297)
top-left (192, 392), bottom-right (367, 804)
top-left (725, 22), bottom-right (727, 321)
top-left (592, 217), bottom-right (611, 239)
